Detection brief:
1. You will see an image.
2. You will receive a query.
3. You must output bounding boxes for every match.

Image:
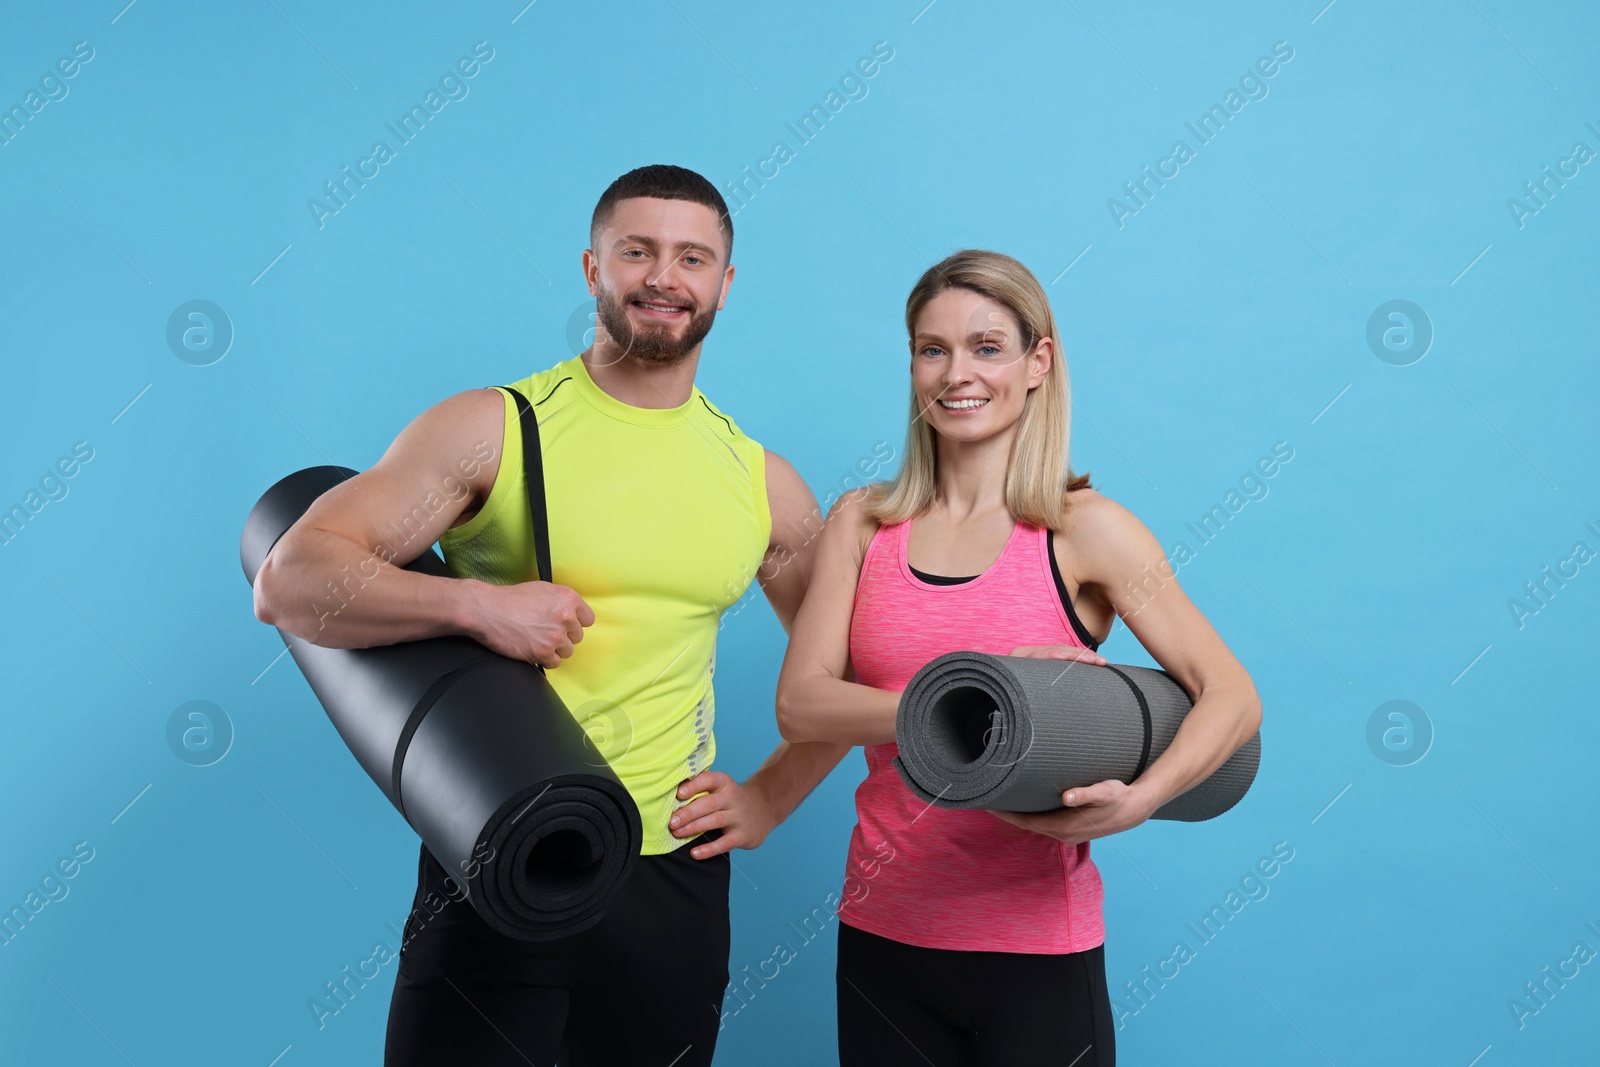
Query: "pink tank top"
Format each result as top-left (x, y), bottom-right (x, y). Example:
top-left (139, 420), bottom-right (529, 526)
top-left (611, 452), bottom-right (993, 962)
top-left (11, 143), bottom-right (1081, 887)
top-left (837, 515), bottom-right (1106, 954)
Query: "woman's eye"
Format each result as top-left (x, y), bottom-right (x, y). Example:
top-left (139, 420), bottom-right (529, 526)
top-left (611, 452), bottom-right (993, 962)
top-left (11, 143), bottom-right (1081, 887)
top-left (919, 346), bottom-right (945, 358)
top-left (977, 344), bottom-right (1001, 356)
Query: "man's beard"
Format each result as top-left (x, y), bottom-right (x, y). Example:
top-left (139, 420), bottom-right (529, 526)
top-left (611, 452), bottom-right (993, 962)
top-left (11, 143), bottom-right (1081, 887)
top-left (592, 283), bottom-right (718, 367)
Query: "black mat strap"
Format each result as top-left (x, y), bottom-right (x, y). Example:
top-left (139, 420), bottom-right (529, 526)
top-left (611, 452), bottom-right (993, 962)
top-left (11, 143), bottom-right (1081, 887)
top-left (1103, 664), bottom-right (1154, 780)
top-left (493, 384), bottom-right (552, 586)
top-left (392, 656), bottom-right (495, 818)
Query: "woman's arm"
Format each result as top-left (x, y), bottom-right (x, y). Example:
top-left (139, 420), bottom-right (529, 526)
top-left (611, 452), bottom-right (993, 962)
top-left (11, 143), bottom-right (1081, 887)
top-left (1083, 490), bottom-right (1263, 809)
top-left (995, 488), bottom-right (1263, 845)
top-left (774, 489), bottom-right (901, 746)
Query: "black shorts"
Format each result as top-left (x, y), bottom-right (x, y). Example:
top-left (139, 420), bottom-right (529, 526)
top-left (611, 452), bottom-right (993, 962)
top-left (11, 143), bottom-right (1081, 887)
top-left (384, 832), bottom-right (730, 1067)
top-left (837, 920), bottom-right (1115, 1066)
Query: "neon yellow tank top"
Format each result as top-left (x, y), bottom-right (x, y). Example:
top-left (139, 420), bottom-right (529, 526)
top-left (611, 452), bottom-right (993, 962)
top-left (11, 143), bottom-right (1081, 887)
top-left (438, 355), bottom-right (771, 854)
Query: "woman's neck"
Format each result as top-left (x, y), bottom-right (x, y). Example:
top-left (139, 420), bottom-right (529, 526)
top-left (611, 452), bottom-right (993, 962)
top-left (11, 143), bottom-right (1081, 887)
top-left (931, 428), bottom-right (1015, 520)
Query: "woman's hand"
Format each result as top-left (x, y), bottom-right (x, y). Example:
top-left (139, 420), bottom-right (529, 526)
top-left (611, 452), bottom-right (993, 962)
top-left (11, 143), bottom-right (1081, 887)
top-left (991, 779), bottom-right (1156, 847)
top-left (668, 771), bottom-right (779, 859)
top-left (1009, 643), bottom-right (1107, 666)
top-left (994, 644), bottom-right (1135, 844)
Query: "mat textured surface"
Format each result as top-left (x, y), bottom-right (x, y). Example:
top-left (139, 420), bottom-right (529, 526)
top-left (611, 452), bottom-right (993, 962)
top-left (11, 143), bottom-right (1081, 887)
top-left (893, 651), bottom-right (1260, 821)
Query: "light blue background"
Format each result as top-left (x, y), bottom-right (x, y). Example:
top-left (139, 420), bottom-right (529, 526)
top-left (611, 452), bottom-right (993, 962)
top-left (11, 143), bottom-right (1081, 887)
top-left (2, 1), bottom-right (1596, 1064)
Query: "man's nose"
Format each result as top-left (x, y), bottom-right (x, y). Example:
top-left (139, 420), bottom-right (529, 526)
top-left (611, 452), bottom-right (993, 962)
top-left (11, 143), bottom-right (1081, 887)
top-left (647, 256), bottom-right (687, 291)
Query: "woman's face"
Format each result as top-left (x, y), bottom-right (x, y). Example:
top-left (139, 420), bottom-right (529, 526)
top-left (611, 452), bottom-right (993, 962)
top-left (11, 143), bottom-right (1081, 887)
top-left (909, 288), bottom-right (1051, 444)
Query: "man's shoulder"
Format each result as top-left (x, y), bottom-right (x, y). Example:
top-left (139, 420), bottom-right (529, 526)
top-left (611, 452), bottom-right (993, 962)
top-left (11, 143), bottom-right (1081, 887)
top-left (508, 356), bottom-right (580, 408)
top-left (691, 387), bottom-right (762, 449)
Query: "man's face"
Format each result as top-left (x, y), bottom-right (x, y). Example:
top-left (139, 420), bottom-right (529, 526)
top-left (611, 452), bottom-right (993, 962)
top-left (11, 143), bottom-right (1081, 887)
top-left (585, 197), bottom-right (733, 368)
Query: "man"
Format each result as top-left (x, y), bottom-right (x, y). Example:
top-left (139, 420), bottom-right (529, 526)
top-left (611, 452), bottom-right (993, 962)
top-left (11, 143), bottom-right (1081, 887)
top-left (252, 164), bottom-right (850, 1066)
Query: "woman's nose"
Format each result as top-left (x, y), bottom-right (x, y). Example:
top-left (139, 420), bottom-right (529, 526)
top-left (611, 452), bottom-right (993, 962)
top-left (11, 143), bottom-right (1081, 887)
top-left (943, 352), bottom-right (975, 386)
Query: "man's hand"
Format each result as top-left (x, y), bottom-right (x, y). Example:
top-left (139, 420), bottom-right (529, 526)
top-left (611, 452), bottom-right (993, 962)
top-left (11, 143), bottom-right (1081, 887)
top-left (668, 770), bottom-right (779, 859)
top-left (458, 579), bottom-right (594, 670)
top-left (991, 779), bottom-right (1155, 847)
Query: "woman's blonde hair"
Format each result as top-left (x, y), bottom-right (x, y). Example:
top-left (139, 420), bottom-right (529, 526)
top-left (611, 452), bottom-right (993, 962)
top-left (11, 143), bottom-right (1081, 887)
top-left (864, 249), bottom-right (1092, 529)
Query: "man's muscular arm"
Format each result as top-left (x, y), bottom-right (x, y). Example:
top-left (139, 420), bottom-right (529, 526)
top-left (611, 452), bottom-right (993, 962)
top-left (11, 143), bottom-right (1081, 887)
top-left (250, 387), bottom-right (593, 670)
top-left (670, 451), bottom-right (854, 858)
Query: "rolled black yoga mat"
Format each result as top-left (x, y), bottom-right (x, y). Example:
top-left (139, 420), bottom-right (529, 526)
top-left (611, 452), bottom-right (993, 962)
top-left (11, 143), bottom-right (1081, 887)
top-left (239, 387), bottom-right (641, 941)
top-left (893, 651), bottom-right (1260, 821)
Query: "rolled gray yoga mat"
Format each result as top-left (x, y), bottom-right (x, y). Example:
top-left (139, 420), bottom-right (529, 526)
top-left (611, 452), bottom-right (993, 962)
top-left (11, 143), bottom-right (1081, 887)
top-left (893, 651), bottom-right (1260, 821)
top-left (239, 387), bottom-right (642, 941)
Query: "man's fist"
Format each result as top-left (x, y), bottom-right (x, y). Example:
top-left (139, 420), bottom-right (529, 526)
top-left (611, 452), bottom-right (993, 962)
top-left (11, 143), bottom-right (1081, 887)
top-left (459, 578), bottom-right (595, 670)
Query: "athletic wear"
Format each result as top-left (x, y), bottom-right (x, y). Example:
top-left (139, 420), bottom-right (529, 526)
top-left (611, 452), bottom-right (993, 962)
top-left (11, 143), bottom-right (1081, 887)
top-left (437, 355), bottom-right (772, 855)
top-left (907, 530), bottom-right (1100, 650)
top-left (836, 921), bottom-right (1114, 1066)
top-left (840, 515), bottom-right (1107, 953)
top-left (384, 835), bottom-right (730, 1067)
top-left (388, 356), bottom-right (761, 1062)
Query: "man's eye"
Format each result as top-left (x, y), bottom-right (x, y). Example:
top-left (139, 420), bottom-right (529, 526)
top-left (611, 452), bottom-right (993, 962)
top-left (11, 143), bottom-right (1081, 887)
top-left (683, 256), bottom-right (702, 266)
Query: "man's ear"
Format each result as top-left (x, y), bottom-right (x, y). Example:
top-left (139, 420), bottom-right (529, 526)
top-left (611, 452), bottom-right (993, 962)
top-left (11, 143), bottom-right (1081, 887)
top-left (581, 249), bottom-right (600, 297)
top-left (716, 263), bottom-right (736, 311)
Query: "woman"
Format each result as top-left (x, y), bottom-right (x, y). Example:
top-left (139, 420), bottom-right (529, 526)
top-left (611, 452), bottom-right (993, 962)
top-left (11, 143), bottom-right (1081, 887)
top-left (775, 249), bottom-right (1262, 1065)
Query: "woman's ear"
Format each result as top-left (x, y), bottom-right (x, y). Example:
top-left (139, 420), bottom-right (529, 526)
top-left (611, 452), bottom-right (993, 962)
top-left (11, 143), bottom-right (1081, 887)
top-left (1027, 335), bottom-right (1054, 389)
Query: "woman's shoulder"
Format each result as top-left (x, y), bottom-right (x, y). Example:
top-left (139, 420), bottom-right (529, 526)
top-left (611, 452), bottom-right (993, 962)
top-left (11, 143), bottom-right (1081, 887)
top-left (1053, 485), bottom-right (1144, 545)
top-left (825, 485), bottom-right (888, 557)
top-left (1052, 485), bottom-right (1163, 582)
top-left (1057, 483), bottom-right (1110, 520)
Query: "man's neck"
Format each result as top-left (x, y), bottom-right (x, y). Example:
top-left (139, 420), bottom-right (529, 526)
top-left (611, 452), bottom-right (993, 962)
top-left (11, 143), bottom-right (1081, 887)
top-left (581, 347), bottom-right (702, 409)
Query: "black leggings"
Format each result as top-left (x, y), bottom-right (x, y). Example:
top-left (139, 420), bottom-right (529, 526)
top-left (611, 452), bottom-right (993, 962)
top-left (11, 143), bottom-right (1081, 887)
top-left (384, 833), bottom-right (730, 1067)
top-left (836, 920), bottom-right (1115, 1066)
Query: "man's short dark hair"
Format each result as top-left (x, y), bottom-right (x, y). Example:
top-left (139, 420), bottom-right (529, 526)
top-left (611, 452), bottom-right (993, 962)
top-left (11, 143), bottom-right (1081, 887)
top-left (590, 164), bottom-right (733, 262)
